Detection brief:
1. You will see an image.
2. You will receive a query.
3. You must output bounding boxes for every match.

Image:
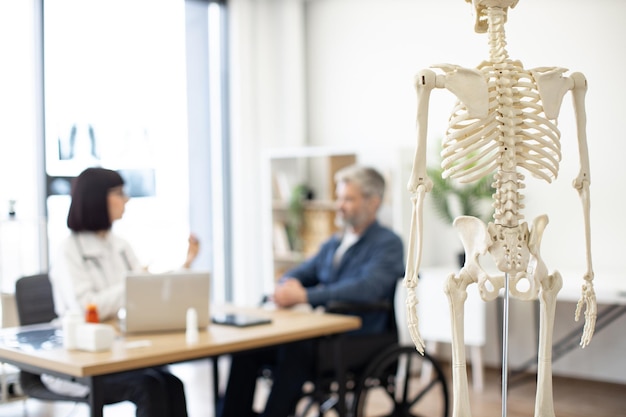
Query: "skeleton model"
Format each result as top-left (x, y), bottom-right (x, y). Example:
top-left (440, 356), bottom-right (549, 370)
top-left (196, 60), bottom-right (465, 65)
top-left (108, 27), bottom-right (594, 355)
top-left (404, 1), bottom-right (597, 416)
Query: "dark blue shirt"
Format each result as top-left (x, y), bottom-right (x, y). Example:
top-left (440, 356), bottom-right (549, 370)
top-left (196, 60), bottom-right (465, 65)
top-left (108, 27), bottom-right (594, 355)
top-left (283, 220), bottom-right (404, 335)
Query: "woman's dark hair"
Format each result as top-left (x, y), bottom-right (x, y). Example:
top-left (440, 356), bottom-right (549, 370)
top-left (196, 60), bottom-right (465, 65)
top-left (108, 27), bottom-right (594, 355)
top-left (67, 167), bottom-right (125, 232)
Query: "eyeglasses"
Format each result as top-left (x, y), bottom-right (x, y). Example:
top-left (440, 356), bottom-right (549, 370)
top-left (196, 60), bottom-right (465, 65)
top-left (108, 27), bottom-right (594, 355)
top-left (109, 187), bottom-right (128, 198)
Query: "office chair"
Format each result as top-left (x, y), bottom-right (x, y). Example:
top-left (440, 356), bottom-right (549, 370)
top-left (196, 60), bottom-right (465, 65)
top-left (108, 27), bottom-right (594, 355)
top-left (14, 274), bottom-right (57, 326)
top-left (13, 273), bottom-right (92, 403)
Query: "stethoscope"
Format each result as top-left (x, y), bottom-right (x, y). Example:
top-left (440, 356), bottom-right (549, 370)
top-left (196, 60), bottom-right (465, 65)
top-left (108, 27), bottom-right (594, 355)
top-left (74, 234), bottom-right (133, 272)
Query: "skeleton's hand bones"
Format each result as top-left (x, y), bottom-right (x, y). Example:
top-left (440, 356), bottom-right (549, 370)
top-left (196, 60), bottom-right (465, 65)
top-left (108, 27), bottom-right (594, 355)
top-left (405, 285), bottom-right (425, 354)
top-left (575, 274), bottom-right (597, 348)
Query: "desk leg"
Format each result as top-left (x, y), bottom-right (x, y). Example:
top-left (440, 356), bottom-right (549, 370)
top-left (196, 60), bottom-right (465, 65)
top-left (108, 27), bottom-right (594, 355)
top-left (87, 376), bottom-right (104, 417)
top-left (213, 356), bottom-right (220, 417)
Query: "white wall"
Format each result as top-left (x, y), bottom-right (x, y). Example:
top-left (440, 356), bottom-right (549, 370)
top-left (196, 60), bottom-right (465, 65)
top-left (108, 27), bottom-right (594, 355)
top-left (305, 0), bottom-right (625, 270)
top-left (228, 0), bottom-right (310, 304)
top-left (298, 0), bottom-right (626, 383)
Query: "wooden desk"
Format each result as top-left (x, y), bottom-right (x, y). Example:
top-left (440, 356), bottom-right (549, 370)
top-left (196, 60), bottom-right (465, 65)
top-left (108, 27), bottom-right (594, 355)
top-left (0, 306), bottom-right (361, 417)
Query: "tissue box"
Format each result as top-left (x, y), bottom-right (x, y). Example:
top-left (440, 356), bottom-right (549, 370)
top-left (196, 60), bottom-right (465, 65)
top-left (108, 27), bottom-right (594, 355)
top-left (75, 323), bottom-right (115, 352)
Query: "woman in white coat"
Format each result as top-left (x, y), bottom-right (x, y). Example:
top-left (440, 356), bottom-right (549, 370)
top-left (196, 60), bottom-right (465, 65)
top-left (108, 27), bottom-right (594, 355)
top-left (48, 167), bottom-right (198, 417)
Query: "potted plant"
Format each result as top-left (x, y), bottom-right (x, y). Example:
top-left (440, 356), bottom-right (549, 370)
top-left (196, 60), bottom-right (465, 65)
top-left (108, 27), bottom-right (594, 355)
top-left (426, 168), bottom-right (495, 225)
top-left (286, 184), bottom-right (313, 252)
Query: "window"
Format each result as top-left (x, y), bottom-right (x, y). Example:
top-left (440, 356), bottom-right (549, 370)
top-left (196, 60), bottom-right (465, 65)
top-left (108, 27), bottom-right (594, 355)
top-left (0, 0), bottom-right (230, 301)
top-left (0, 2), bottom-right (45, 294)
top-left (42, 1), bottom-right (231, 292)
top-left (43, 0), bottom-right (191, 270)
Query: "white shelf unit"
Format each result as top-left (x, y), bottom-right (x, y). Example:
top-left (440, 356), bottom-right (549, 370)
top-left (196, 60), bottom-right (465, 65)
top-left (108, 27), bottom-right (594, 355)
top-left (262, 147), bottom-right (357, 285)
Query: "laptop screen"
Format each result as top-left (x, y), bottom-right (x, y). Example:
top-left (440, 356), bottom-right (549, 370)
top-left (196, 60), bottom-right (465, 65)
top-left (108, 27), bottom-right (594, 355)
top-left (122, 271), bottom-right (210, 334)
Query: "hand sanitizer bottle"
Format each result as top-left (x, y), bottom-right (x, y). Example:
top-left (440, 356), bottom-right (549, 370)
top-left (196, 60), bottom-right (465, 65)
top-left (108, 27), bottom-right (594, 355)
top-left (186, 307), bottom-right (199, 344)
top-left (62, 311), bottom-right (84, 350)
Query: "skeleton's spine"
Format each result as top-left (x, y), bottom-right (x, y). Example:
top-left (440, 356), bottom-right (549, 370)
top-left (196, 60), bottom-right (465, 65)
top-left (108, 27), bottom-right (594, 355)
top-left (488, 6), bottom-right (525, 228)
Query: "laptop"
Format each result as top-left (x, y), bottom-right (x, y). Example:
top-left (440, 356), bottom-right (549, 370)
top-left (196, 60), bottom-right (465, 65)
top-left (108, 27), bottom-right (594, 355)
top-left (121, 270), bottom-right (210, 334)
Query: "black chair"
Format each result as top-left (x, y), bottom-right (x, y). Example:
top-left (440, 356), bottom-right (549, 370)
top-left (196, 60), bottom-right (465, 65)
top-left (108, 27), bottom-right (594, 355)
top-left (13, 273), bottom-right (92, 403)
top-left (14, 274), bottom-right (57, 327)
top-left (294, 297), bottom-right (450, 417)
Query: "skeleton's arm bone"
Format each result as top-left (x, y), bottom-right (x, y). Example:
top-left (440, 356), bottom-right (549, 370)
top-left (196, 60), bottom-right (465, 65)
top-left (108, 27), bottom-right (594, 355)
top-left (407, 69), bottom-right (439, 194)
top-left (404, 69), bottom-right (442, 354)
top-left (569, 73), bottom-right (593, 274)
top-left (406, 68), bottom-right (439, 285)
top-left (570, 72), bottom-right (592, 193)
top-left (404, 190), bottom-right (426, 354)
top-left (568, 72), bottom-right (596, 347)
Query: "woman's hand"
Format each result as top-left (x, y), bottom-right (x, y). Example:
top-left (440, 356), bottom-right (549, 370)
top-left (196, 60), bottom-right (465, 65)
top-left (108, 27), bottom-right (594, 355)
top-left (183, 234), bottom-right (200, 269)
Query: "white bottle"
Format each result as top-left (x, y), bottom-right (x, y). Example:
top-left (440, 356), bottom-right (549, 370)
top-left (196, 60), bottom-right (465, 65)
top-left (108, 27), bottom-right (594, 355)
top-left (62, 311), bottom-right (84, 350)
top-left (186, 307), bottom-right (199, 345)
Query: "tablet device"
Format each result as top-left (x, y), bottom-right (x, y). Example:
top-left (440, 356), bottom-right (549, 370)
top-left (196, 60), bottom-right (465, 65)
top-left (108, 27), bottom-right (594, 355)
top-left (211, 313), bottom-right (272, 328)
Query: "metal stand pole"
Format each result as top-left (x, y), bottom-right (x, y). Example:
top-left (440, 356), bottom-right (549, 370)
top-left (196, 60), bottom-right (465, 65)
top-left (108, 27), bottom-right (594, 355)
top-left (501, 273), bottom-right (510, 417)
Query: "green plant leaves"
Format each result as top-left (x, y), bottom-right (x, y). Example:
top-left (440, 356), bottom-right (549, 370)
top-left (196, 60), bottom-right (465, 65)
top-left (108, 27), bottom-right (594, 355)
top-left (426, 166), bottom-right (495, 224)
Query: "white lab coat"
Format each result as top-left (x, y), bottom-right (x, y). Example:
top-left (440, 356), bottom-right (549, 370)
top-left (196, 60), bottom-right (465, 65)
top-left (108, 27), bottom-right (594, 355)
top-left (49, 231), bottom-right (142, 321)
top-left (45, 231), bottom-right (142, 397)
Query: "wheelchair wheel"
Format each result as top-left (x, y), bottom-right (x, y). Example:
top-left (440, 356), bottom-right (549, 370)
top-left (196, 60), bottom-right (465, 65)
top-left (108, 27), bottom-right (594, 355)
top-left (295, 376), bottom-right (358, 417)
top-left (353, 346), bottom-right (449, 417)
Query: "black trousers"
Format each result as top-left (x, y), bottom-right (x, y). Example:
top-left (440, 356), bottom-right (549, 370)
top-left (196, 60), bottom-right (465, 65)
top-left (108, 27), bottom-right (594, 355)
top-left (218, 340), bottom-right (315, 417)
top-left (103, 367), bottom-right (188, 417)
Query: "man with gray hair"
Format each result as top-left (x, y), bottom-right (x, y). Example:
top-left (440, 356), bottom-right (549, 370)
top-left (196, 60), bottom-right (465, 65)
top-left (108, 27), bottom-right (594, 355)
top-left (220, 164), bottom-right (404, 417)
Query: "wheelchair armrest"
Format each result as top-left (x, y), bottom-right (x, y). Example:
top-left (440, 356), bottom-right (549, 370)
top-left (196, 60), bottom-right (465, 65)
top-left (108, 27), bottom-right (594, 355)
top-left (325, 300), bottom-right (393, 315)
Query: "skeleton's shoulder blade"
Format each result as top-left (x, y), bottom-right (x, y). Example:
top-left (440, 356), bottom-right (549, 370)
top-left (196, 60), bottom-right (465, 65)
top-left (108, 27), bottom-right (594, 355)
top-left (530, 67), bottom-right (572, 120)
top-left (433, 64), bottom-right (489, 118)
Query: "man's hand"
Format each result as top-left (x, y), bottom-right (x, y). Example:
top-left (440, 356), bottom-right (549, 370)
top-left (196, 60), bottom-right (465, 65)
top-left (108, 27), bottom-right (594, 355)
top-left (273, 278), bottom-right (307, 308)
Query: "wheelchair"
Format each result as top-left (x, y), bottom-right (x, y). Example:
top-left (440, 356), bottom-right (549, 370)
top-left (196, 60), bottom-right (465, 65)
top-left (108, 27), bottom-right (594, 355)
top-left (291, 300), bottom-right (450, 417)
